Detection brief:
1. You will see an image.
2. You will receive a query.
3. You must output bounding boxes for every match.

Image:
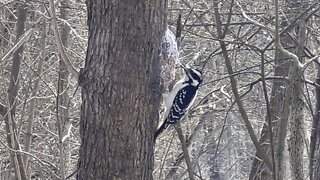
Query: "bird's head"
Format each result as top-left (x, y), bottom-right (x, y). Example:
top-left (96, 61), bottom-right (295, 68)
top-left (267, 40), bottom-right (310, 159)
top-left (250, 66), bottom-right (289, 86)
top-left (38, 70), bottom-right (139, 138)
top-left (180, 64), bottom-right (204, 87)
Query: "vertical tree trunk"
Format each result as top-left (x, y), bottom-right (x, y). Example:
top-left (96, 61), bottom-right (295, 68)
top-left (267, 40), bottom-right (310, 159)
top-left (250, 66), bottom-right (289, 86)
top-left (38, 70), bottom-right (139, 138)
top-left (23, 5), bottom-right (46, 171)
top-left (77, 1), bottom-right (166, 179)
top-left (249, 51), bottom-right (291, 180)
top-left (288, 15), bottom-right (307, 180)
top-left (250, 2), bottom-right (308, 179)
top-left (310, 67), bottom-right (320, 180)
top-left (309, 8), bottom-right (320, 179)
top-left (56, 0), bottom-right (71, 178)
top-left (5, 1), bottom-right (29, 180)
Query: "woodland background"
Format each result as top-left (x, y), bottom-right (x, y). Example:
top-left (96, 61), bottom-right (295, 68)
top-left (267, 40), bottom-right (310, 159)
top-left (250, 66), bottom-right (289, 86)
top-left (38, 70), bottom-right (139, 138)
top-left (0, 0), bottom-right (320, 179)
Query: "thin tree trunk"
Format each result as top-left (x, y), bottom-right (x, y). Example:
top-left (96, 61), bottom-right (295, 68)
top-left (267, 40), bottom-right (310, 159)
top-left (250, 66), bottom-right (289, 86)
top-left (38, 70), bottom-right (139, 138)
top-left (310, 67), bottom-right (320, 180)
top-left (288, 14), bottom-right (307, 180)
top-left (77, 1), bottom-right (166, 179)
top-left (23, 6), bottom-right (47, 170)
top-left (250, 2), bottom-right (308, 179)
top-left (174, 122), bottom-right (194, 180)
top-left (250, 39), bottom-right (292, 180)
top-left (305, 5), bottom-right (320, 180)
top-left (56, 0), bottom-right (71, 179)
top-left (274, 1), bottom-right (306, 179)
top-left (5, 2), bottom-right (29, 180)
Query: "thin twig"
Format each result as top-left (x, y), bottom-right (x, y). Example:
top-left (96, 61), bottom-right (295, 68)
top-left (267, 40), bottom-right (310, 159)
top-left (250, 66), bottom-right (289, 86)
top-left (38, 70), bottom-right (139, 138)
top-left (0, 139), bottom-right (60, 179)
top-left (174, 122), bottom-right (194, 180)
top-left (260, 50), bottom-right (276, 179)
top-left (1, 28), bottom-right (34, 62)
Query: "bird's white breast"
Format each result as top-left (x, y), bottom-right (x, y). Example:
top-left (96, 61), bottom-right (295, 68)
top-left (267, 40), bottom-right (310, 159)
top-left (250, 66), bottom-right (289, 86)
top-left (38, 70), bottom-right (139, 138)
top-left (163, 79), bottom-right (188, 118)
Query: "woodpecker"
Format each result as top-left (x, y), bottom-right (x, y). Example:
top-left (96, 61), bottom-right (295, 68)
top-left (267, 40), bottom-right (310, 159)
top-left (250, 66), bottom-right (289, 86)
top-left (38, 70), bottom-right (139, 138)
top-left (154, 64), bottom-right (204, 141)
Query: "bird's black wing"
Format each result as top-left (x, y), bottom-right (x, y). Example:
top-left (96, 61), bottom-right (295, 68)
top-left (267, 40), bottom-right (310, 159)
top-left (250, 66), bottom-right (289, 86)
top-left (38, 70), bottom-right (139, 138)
top-left (154, 85), bottom-right (197, 141)
top-left (165, 85), bottom-right (197, 124)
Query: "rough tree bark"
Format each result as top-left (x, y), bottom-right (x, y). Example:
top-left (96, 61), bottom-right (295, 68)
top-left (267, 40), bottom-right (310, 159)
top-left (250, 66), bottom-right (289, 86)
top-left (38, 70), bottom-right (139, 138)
top-left (77, 0), bottom-right (166, 179)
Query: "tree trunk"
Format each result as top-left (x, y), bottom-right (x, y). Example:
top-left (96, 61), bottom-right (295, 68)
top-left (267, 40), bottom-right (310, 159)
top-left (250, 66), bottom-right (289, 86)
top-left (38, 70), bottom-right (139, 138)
top-left (288, 14), bottom-right (307, 180)
top-left (5, 2), bottom-right (29, 180)
top-left (249, 52), bottom-right (291, 180)
top-left (77, 1), bottom-right (166, 179)
top-left (310, 67), bottom-right (320, 180)
top-left (56, 0), bottom-right (71, 178)
top-left (250, 2), bottom-right (308, 179)
top-left (23, 5), bottom-right (46, 172)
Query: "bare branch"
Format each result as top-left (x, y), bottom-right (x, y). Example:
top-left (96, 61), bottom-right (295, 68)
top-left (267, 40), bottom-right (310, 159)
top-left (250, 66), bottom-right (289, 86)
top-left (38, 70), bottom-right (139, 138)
top-left (235, 1), bottom-right (275, 33)
top-left (0, 102), bottom-right (6, 117)
top-left (0, 139), bottom-right (60, 179)
top-left (213, 1), bottom-right (273, 172)
top-left (235, 0), bottom-right (302, 68)
top-left (302, 55), bottom-right (320, 70)
top-left (174, 122), bottom-right (194, 180)
top-left (1, 28), bottom-right (34, 62)
top-left (61, 124), bottom-right (73, 143)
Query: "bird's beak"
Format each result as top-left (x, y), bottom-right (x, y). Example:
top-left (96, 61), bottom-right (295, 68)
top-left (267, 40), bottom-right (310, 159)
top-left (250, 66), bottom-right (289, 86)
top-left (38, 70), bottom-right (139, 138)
top-left (180, 63), bottom-right (187, 72)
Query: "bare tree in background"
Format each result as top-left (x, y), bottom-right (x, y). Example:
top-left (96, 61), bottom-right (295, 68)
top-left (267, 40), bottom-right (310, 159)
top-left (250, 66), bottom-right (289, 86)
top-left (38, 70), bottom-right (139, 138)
top-left (309, 5), bottom-right (320, 180)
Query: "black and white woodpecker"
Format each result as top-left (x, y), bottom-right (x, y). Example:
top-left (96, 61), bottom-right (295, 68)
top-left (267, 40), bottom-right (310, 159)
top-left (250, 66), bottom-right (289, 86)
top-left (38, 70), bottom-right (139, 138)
top-left (154, 64), bottom-right (204, 141)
